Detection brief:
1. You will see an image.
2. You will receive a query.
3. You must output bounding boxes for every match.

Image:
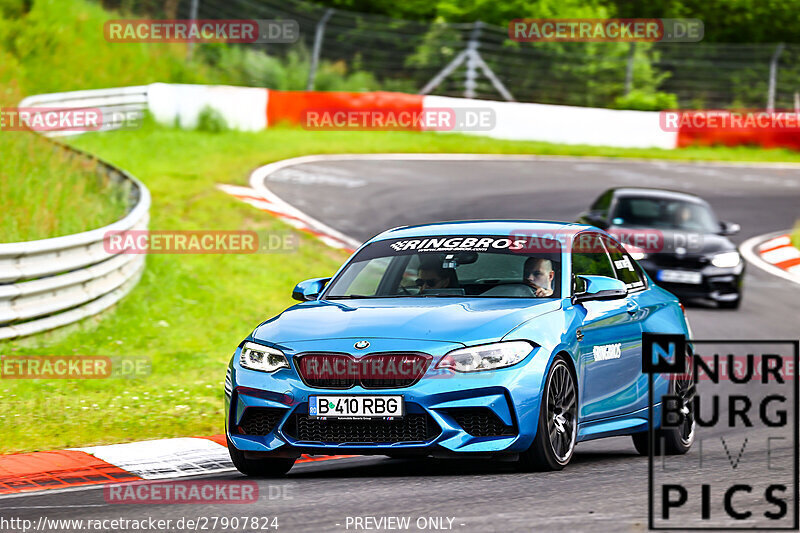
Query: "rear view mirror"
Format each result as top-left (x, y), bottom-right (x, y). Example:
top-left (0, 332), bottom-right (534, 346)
top-left (572, 275), bottom-right (628, 305)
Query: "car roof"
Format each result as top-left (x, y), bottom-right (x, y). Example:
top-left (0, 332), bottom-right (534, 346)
top-left (368, 220), bottom-right (590, 242)
top-left (608, 187), bottom-right (707, 204)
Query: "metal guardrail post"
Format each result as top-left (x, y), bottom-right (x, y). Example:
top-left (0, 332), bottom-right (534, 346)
top-left (307, 8), bottom-right (335, 91)
top-left (624, 42), bottom-right (636, 96)
top-left (767, 43), bottom-right (784, 112)
top-left (186, 0), bottom-right (200, 61)
top-left (464, 21), bottom-right (483, 99)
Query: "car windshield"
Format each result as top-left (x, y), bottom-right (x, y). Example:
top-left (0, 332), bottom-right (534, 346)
top-left (611, 196), bottom-right (718, 233)
top-left (324, 235), bottom-right (562, 299)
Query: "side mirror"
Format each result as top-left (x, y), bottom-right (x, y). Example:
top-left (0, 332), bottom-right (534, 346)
top-left (572, 275), bottom-right (628, 305)
top-left (578, 211), bottom-right (608, 229)
top-left (719, 221), bottom-right (740, 236)
top-left (292, 277), bottom-right (331, 301)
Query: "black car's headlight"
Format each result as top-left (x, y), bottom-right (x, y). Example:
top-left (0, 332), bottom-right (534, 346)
top-left (239, 341), bottom-right (290, 373)
top-left (710, 251), bottom-right (741, 268)
top-left (436, 341), bottom-right (535, 372)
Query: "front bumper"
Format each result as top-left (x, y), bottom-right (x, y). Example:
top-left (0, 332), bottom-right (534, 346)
top-left (640, 259), bottom-right (744, 302)
top-left (226, 341), bottom-right (550, 457)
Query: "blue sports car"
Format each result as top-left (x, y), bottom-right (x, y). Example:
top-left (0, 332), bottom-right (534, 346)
top-left (225, 221), bottom-right (694, 475)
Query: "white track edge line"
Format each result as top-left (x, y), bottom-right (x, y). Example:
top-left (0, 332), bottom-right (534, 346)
top-left (249, 152), bottom-right (800, 169)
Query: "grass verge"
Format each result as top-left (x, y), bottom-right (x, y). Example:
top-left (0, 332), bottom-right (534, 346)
top-left (1, 124), bottom-right (799, 453)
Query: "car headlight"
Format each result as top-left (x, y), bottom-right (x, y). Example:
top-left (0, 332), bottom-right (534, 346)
top-left (711, 251), bottom-right (741, 268)
top-left (436, 341), bottom-right (535, 372)
top-left (239, 341), bottom-right (289, 373)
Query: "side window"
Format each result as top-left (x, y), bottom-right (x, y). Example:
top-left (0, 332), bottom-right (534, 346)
top-left (397, 255), bottom-right (422, 292)
top-left (571, 233), bottom-right (615, 292)
top-left (343, 256), bottom-right (392, 295)
top-left (603, 237), bottom-right (646, 291)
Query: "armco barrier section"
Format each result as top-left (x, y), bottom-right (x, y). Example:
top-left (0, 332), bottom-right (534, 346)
top-left (2, 92), bottom-right (152, 340)
top-left (19, 85), bottom-right (149, 137)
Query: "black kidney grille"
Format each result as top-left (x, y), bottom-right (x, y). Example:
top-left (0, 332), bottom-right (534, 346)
top-left (286, 413), bottom-right (440, 444)
top-left (448, 408), bottom-right (516, 437)
top-left (295, 353), bottom-right (431, 389)
top-left (649, 255), bottom-right (708, 269)
top-left (237, 407), bottom-right (287, 436)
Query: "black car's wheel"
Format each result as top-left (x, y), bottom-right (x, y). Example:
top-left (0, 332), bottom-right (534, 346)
top-left (227, 437), bottom-right (296, 477)
top-left (632, 353), bottom-right (696, 455)
top-left (519, 358), bottom-right (578, 471)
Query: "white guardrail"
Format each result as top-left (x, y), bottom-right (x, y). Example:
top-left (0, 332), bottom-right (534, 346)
top-left (1, 88), bottom-right (152, 340)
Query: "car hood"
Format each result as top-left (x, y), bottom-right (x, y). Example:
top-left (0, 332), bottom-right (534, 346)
top-left (611, 227), bottom-right (735, 255)
top-left (253, 298), bottom-right (562, 345)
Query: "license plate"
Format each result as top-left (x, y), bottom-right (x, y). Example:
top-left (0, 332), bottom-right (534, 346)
top-left (658, 269), bottom-right (702, 285)
top-left (309, 395), bottom-right (404, 419)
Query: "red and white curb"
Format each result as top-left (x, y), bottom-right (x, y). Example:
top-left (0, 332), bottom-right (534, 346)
top-left (0, 435), bottom-right (352, 496)
top-left (757, 234), bottom-right (800, 274)
top-left (741, 231), bottom-right (800, 286)
top-left (217, 183), bottom-right (359, 253)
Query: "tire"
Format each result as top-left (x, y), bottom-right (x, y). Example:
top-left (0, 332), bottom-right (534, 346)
top-left (227, 437), bottom-right (296, 477)
top-left (632, 351), bottom-right (696, 456)
top-left (518, 358), bottom-right (578, 471)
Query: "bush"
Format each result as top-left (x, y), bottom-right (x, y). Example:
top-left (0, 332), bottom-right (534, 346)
top-left (611, 90), bottom-right (679, 111)
top-left (196, 43), bottom-right (383, 92)
top-left (196, 106), bottom-right (229, 133)
top-left (0, 0), bottom-right (30, 18)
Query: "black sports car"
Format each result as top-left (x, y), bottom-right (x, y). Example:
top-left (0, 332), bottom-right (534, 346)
top-left (578, 188), bottom-right (744, 309)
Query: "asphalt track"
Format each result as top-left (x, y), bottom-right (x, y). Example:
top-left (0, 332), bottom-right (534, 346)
top-left (5, 157), bottom-right (800, 532)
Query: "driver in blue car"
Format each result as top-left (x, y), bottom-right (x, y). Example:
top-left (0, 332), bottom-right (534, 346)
top-left (523, 257), bottom-right (555, 297)
top-left (416, 258), bottom-right (458, 293)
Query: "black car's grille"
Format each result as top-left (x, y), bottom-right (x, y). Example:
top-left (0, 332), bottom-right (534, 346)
top-left (237, 407), bottom-right (287, 436)
top-left (295, 353), bottom-right (431, 389)
top-left (285, 413), bottom-right (440, 443)
top-left (448, 408), bottom-right (516, 437)
top-left (649, 254), bottom-right (708, 269)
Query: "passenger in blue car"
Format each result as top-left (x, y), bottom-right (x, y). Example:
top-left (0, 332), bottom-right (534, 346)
top-left (523, 257), bottom-right (555, 297)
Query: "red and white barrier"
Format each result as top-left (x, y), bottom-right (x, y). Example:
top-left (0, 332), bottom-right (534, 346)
top-left (24, 83), bottom-right (800, 150)
top-left (146, 84), bottom-right (678, 148)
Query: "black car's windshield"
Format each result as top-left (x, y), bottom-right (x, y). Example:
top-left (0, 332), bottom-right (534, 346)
top-left (611, 196), bottom-right (718, 233)
top-left (325, 235), bottom-right (562, 299)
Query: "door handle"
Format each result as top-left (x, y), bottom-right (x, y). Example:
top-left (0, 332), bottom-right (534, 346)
top-left (626, 300), bottom-right (639, 315)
